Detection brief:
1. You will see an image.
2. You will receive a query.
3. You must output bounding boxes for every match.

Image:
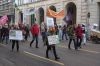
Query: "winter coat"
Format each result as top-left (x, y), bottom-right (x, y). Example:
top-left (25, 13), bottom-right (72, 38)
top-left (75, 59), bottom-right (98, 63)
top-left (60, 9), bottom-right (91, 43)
top-left (67, 25), bottom-right (75, 39)
top-left (30, 23), bottom-right (39, 36)
top-left (75, 26), bottom-right (83, 37)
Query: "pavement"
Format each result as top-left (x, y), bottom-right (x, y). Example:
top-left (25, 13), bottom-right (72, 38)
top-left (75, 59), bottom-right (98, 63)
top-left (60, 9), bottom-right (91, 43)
top-left (0, 36), bottom-right (100, 66)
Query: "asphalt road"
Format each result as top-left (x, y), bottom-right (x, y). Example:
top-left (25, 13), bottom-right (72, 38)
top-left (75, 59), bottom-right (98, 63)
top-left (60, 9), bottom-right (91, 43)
top-left (0, 37), bottom-right (100, 66)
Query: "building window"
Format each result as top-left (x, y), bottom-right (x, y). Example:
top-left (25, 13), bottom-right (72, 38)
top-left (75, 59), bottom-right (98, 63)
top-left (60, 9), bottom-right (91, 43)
top-left (30, 14), bottom-right (35, 25)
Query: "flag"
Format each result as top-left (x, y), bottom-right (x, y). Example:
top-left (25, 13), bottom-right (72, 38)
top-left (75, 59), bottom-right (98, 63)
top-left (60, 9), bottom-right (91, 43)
top-left (55, 9), bottom-right (64, 18)
top-left (63, 13), bottom-right (72, 23)
top-left (46, 8), bottom-right (64, 18)
top-left (0, 15), bottom-right (8, 25)
top-left (46, 8), bottom-right (56, 18)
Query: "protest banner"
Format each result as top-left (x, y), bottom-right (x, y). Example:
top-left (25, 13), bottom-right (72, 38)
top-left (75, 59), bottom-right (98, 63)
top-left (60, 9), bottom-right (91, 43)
top-left (9, 30), bottom-right (23, 40)
top-left (46, 17), bottom-right (54, 27)
top-left (46, 17), bottom-right (54, 30)
top-left (48, 35), bottom-right (59, 45)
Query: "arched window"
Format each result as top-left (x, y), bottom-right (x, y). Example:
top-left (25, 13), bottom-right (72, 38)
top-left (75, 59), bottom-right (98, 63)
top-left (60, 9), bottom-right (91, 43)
top-left (30, 14), bottom-right (35, 25)
top-left (66, 2), bottom-right (77, 25)
top-left (38, 7), bottom-right (44, 24)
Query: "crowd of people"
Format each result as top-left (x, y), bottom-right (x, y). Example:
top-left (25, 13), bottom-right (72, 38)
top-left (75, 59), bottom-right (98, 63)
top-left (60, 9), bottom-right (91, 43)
top-left (0, 23), bottom-right (30, 52)
top-left (0, 20), bottom-right (88, 61)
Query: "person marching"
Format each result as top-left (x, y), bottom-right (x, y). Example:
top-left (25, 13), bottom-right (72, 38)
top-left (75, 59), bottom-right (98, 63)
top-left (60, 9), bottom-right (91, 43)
top-left (30, 22), bottom-right (39, 48)
top-left (75, 24), bottom-right (83, 48)
top-left (67, 24), bottom-right (77, 50)
top-left (82, 24), bottom-right (87, 45)
top-left (45, 26), bottom-right (60, 60)
top-left (58, 26), bottom-right (62, 41)
top-left (24, 25), bottom-right (30, 41)
top-left (11, 25), bottom-right (20, 52)
top-left (2, 24), bottom-right (9, 44)
top-left (40, 22), bottom-right (46, 46)
top-left (62, 25), bottom-right (68, 40)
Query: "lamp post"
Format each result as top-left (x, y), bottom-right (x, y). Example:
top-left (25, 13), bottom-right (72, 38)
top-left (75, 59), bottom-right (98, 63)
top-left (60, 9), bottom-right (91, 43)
top-left (86, 0), bottom-right (90, 40)
top-left (86, 0), bottom-right (94, 40)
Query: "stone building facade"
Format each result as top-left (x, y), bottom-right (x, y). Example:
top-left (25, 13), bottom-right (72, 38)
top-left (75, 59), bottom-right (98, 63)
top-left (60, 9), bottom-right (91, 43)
top-left (15, 0), bottom-right (100, 30)
top-left (0, 0), bottom-right (15, 24)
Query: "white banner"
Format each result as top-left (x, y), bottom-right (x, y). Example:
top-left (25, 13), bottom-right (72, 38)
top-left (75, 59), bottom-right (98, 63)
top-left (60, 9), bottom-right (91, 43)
top-left (48, 35), bottom-right (59, 45)
top-left (9, 30), bottom-right (23, 40)
top-left (46, 17), bottom-right (54, 28)
top-left (23, 8), bottom-right (35, 15)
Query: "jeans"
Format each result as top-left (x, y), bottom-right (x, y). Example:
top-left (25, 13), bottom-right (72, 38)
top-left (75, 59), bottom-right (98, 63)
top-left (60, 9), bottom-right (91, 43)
top-left (2, 35), bottom-right (9, 44)
top-left (68, 38), bottom-right (77, 50)
top-left (30, 34), bottom-right (38, 48)
top-left (77, 36), bottom-right (82, 48)
top-left (62, 33), bottom-right (68, 40)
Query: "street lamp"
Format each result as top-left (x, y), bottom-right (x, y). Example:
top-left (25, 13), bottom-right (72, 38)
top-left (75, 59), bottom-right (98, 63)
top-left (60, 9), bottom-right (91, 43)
top-left (86, 0), bottom-right (94, 40)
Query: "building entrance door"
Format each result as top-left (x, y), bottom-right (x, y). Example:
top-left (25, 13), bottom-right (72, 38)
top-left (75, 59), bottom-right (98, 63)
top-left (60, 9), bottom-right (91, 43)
top-left (39, 7), bottom-right (44, 24)
top-left (66, 2), bottom-right (77, 25)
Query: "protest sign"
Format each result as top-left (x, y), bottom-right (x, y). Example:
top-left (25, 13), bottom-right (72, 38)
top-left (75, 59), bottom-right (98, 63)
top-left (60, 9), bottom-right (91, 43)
top-left (9, 30), bottom-right (23, 40)
top-left (48, 35), bottom-right (59, 45)
top-left (46, 17), bottom-right (54, 28)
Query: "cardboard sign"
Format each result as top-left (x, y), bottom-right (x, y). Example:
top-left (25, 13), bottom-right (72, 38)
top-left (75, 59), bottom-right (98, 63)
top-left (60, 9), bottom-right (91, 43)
top-left (46, 17), bottom-right (54, 28)
top-left (48, 35), bottom-right (59, 45)
top-left (9, 30), bottom-right (23, 40)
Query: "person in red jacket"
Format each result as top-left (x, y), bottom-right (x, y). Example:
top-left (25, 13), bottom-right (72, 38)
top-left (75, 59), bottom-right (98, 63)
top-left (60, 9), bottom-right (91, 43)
top-left (75, 24), bottom-right (83, 48)
top-left (30, 22), bottom-right (39, 48)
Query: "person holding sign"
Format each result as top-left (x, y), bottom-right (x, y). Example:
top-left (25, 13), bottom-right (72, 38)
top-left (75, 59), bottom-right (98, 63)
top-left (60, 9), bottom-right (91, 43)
top-left (45, 17), bottom-right (60, 60)
top-left (11, 25), bottom-right (20, 52)
top-left (45, 29), bottom-right (60, 60)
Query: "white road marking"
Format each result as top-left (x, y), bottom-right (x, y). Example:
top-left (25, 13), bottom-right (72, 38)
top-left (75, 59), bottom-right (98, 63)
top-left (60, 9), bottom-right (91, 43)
top-left (0, 44), bottom-right (6, 47)
top-left (24, 51), bottom-right (64, 66)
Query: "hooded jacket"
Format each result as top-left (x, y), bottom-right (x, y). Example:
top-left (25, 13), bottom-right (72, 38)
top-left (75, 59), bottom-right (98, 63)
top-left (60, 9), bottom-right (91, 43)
top-left (75, 26), bottom-right (83, 37)
top-left (30, 23), bottom-right (39, 35)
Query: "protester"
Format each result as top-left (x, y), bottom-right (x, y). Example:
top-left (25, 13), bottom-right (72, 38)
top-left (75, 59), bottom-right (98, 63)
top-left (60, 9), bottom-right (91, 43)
top-left (30, 22), bottom-right (39, 48)
top-left (82, 24), bottom-right (87, 45)
top-left (1, 24), bottom-right (9, 44)
top-left (67, 24), bottom-right (77, 50)
top-left (45, 28), bottom-right (60, 60)
top-left (55, 25), bottom-right (59, 35)
top-left (58, 26), bottom-right (62, 41)
top-left (62, 25), bottom-right (68, 40)
top-left (4, 24), bottom-right (9, 44)
top-left (24, 25), bottom-right (30, 41)
top-left (40, 22), bottom-right (46, 45)
top-left (11, 25), bottom-right (20, 52)
top-left (75, 24), bottom-right (83, 48)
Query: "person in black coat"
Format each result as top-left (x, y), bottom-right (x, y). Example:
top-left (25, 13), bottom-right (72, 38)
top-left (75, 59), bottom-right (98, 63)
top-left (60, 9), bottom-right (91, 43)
top-left (11, 25), bottom-right (19, 52)
top-left (45, 29), bottom-right (60, 60)
top-left (24, 26), bottom-right (29, 41)
top-left (2, 24), bottom-right (9, 44)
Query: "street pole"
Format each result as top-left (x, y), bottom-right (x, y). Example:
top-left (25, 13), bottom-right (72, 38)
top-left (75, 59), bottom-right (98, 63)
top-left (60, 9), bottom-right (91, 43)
top-left (86, 0), bottom-right (90, 40)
